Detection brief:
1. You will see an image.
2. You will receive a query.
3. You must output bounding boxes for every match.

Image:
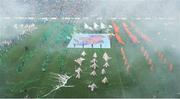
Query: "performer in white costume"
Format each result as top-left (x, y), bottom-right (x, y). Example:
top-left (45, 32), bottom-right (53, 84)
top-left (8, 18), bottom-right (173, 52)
top-left (81, 51), bottom-right (86, 57)
top-left (74, 57), bottom-right (85, 66)
top-left (101, 68), bottom-right (106, 75)
top-left (93, 52), bottom-right (97, 58)
top-left (103, 52), bottom-right (112, 62)
top-left (88, 83), bottom-right (97, 91)
top-left (91, 58), bottom-right (97, 64)
top-left (90, 63), bottom-right (98, 70)
top-left (75, 67), bottom-right (82, 74)
top-left (103, 62), bottom-right (110, 68)
top-left (90, 70), bottom-right (97, 76)
top-left (102, 77), bottom-right (108, 84)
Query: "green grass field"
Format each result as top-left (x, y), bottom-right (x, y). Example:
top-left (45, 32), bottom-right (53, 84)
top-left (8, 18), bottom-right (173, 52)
top-left (0, 20), bottom-right (180, 98)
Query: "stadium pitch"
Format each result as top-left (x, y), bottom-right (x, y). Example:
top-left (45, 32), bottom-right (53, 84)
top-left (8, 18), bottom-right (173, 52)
top-left (0, 19), bottom-right (180, 98)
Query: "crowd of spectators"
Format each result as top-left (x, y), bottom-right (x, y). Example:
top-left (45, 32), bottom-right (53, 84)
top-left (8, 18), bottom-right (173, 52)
top-left (1, 0), bottom-right (179, 18)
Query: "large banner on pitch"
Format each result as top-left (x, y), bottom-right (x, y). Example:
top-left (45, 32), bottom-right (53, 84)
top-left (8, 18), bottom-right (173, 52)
top-left (67, 34), bottom-right (111, 48)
